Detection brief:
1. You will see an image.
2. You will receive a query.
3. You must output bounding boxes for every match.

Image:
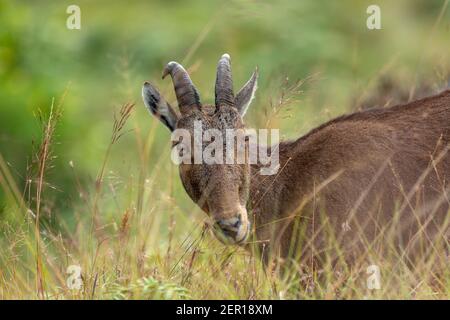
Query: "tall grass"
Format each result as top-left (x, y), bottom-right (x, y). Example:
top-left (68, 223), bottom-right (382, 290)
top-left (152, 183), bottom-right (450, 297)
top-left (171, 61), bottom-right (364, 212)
top-left (0, 76), bottom-right (448, 299)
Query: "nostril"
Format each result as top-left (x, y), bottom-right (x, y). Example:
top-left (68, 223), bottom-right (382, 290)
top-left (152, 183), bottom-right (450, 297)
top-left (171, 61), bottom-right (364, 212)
top-left (232, 216), bottom-right (242, 228)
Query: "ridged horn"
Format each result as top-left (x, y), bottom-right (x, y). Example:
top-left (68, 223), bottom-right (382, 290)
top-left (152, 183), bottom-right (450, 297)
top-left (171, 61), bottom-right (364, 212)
top-left (162, 61), bottom-right (201, 114)
top-left (215, 53), bottom-right (235, 108)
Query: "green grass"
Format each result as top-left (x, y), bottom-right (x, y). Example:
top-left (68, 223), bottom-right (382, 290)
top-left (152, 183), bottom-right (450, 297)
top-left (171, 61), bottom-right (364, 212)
top-left (0, 0), bottom-right (449, 299)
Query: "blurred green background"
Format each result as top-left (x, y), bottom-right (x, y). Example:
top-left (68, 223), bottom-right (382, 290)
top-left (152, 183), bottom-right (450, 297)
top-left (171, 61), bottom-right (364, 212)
top-left (1, 0), bottom-right (450, 223)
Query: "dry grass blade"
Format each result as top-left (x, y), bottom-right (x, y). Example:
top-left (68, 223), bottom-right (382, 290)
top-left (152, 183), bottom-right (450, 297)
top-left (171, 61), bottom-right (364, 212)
top-left (32, 95), bottom-right (64, 299)
top-left (91, 102), bottom-right (135, 240)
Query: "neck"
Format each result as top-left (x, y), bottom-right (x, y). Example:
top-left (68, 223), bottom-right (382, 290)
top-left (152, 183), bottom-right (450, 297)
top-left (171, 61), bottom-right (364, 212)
top-left (247, 140), bottom-right (301, 244)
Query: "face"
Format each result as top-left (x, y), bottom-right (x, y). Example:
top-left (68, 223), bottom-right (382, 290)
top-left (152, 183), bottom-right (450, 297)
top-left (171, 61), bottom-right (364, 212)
top-left (176, 107), bottom-right (251, 244)
top-left (142, 54), bottom-right (258, 245)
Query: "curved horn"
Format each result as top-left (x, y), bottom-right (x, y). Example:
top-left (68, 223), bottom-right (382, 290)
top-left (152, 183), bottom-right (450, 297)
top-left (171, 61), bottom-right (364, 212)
top-left (215, 53), bottom-right (235, 108)
top-left (162, 61), bottom-right (201, 114)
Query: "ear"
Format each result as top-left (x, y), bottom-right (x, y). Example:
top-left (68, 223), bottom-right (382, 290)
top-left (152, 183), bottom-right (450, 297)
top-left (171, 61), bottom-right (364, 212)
top-left (235, 68), bottom-right (258, 117)
top-left (142, 82), bottom-right (178, 131)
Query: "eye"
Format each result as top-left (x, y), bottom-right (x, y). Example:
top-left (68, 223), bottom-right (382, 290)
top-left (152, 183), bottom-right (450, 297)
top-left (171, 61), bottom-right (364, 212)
top-left (173, 139), bottom-right (191, 151)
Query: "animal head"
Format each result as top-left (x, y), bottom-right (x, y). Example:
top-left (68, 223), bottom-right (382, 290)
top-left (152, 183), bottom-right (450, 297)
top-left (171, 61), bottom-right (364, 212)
top-left (142, 54), bottom-right (258, 244)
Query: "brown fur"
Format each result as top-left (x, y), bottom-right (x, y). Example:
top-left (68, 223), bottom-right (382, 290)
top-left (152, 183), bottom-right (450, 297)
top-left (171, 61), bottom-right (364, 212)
top-left (250, 90), bottom-right (450, 266)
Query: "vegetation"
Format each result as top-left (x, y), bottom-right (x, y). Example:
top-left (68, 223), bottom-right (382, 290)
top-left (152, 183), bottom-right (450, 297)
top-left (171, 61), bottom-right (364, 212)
top-left (0, 0), bottom-right (449, 299)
